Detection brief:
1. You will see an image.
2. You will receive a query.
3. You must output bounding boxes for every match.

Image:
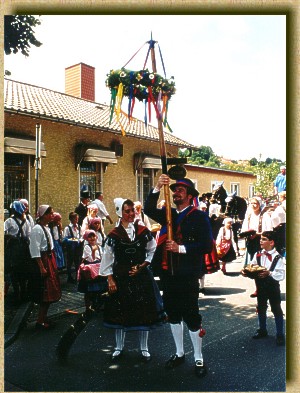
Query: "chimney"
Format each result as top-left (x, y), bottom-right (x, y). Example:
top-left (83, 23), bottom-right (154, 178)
top-left (65, 63), bottom-right (95, 101)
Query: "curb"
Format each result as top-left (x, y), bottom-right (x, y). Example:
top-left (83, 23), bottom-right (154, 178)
top-left (5, 301), bottom-right (34, 348)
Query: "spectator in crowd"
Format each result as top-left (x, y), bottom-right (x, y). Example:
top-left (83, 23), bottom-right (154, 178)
top-left (19, 198), bottom-right (35, 228)
top-left (75, 189), bottom-right (90, 226)
top-left (144, 175), bottom-right (213, 378)
top-left (199, 202), bottom-right (207, 212)
top-left (274, 166), bottom-right (286, 195)
top-left (85, 217), bottom-right (105, 248)
top-left (78, 229), bottom-right (105, 314)
top-left (241, 231), bottom-right (285, 346)
top-left (92, 191), bottom-right (113, 228)
top-left (240, 197), bottom-right (273, 297)
top-left (100, 198), bottom-right (164, 363)
top-left (216, 217), bottom-right (236, 274)
top-left (271, 191), bottom-right (286, 257)
top-left (4, 201), bottom-right (32, 302)
top-left (81, 204), bottom-right (99, 235)
top-left (28, 205), bottom-right (61, 330)
top-left (134, 200), bottom-right (152, 229)
top-left (208, 198), bottom-right (220, 217)
top-left (63, 212), bottom-right (83, 283)
top-left (49, 212), bottom-right (65, 270)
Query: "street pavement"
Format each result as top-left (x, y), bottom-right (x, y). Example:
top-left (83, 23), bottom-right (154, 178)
top-left (4, 255), bottom-right (289, 392)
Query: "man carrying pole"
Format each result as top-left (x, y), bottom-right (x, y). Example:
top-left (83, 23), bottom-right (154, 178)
top-left (144, 174), bottom-right (213, 377)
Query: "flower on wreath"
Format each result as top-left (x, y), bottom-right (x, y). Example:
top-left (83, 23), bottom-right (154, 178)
top-left (149, 73), bottom-right (155, 80)
top-left (136, 73), bottom-right (143, 81)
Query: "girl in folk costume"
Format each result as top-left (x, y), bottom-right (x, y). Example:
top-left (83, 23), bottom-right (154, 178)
top-left (29, 205), bottom-right (61, 330)
top-left (100, 198), bottom-right (165, 363)
top-left (63, 211), bottom-right (83, 283)
top-left (216, 217), bottom-right (236, 274)
top-left (77, 230), bottom-right (106, 313)
top-left (86, 217), bottom-right (105, 248)
top-left (81, 203), bottom-right (99, 235)
top-left (49, 212), bottom-right (65, 269)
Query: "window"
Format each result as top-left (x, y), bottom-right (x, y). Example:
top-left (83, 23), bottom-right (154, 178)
top-left (80, 161), bottom-right (104, 200)
top-left (137, 168), bottom-right (156, 204)
top-left (249, 184), bottom-right (255, 198)
top-left (4, 153), bottom-right (29, 210)
top-left (230, 183), bottom-right (240, 195)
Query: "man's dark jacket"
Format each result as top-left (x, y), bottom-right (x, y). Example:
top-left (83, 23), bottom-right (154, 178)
top-left (144, 189), bottom-right (213, 277)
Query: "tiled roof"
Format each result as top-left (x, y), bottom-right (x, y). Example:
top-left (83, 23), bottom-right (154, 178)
top-left (4, 78), bottom-right (195, 148)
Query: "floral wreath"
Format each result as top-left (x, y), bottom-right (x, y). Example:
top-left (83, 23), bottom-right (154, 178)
top-left (106, 68), bottom-right (176, 102)
top-left (106, 68), bottom-right (175, 133)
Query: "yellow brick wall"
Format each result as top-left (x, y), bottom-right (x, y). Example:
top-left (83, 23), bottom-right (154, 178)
top-left (5, 113), bottom-right (256, 232)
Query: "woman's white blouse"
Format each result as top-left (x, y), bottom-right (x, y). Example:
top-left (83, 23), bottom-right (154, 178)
top-left (100, 222), bottom-right (156, 276)
top-left (29, 224), bottom-right (54, 258)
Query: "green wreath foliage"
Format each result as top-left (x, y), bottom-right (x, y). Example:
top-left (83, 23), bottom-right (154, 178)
top-left (106, 68), bottom-right (176, 101)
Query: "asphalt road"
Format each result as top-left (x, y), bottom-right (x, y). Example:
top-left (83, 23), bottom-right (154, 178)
top-left (4, 256), bottom-right (287, 392)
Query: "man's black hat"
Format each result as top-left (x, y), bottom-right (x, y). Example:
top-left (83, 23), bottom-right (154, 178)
top-left (170, 178), bottom-right (199, 197)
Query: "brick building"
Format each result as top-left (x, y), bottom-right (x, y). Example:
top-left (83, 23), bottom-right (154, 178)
top-left (4, 63), bottom-right (256, 229)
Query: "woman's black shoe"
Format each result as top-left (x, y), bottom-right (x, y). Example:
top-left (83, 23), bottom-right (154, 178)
top-left (165, 354), bottom-right (185, 369)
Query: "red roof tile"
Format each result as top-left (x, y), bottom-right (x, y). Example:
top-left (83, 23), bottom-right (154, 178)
top-left (4, 78), bottom-right (195, 148)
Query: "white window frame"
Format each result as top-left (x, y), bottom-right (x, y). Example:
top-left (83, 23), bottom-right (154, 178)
top-left (249, 184), bottom-right (255, 198)
top-left (230, 182), bottom-right (240, 195)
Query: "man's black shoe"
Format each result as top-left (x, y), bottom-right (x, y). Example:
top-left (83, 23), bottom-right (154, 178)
top-left (276, 335), bottom-right (285, 346)
top-left (195, 360), bottom-right (207, 378)
top-left (252, 329), bottom-right (268, 339)
top-left (165, 354), bottom-right (185, 369)
top-left (111, 350), bottom-right (123, 362)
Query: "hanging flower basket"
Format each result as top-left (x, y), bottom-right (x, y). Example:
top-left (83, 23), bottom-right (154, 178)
top-left (106, 68), bottom-right (176, 101)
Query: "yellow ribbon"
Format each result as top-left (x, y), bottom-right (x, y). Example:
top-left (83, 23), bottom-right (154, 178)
top-left (115, 82), bottom-right (124, 122)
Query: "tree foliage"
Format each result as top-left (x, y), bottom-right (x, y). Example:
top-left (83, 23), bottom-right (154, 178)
top-left (188, 146), bottom-right (221, 166)
top-left (187, 145), bottom-right (285, 199)
top-left (4, 15), bottom-right (42, 57)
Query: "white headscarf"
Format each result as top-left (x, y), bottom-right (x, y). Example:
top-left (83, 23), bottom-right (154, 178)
top-left (37, 204), bottom-right (50, 218)
top-left (114, 198), bottom-right (126, 218)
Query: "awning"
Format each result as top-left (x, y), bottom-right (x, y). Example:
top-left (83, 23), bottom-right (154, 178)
top-left (75, 145), bottom-right (117, 169)
top-left (134, 153), bottom-right (162, 172)
top-left (4, 137), bottom-right (47, 157)
top-left (142, 156), bottom-right (161, 169)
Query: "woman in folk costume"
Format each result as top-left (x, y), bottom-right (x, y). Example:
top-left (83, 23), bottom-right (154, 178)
top-left (100, 198), bottom-right (165, 363)
top-left (216, 217), bottom-right (236, 274)
top-left (29, 205), bottom-right (61, 330)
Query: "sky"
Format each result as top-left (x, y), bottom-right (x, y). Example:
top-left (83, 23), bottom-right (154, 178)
top-left (4, 14), bottom-right (286, 161)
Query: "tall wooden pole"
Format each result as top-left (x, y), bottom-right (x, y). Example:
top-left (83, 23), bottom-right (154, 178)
top-left (149, 36), bottom-right (174, 274)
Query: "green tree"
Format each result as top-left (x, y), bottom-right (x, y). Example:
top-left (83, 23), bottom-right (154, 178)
top-left (4, 15), bottom-right (42, 57)
top-left (188, 145), bottom-right (220, 166)
top-left (249, 157), bottom-right (258, 166)
top-left (252, 161), bottom-right (285, 198)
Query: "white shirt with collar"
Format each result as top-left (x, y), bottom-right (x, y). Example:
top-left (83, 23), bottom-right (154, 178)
top-left (251, 248), bottom-right (285, 281)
